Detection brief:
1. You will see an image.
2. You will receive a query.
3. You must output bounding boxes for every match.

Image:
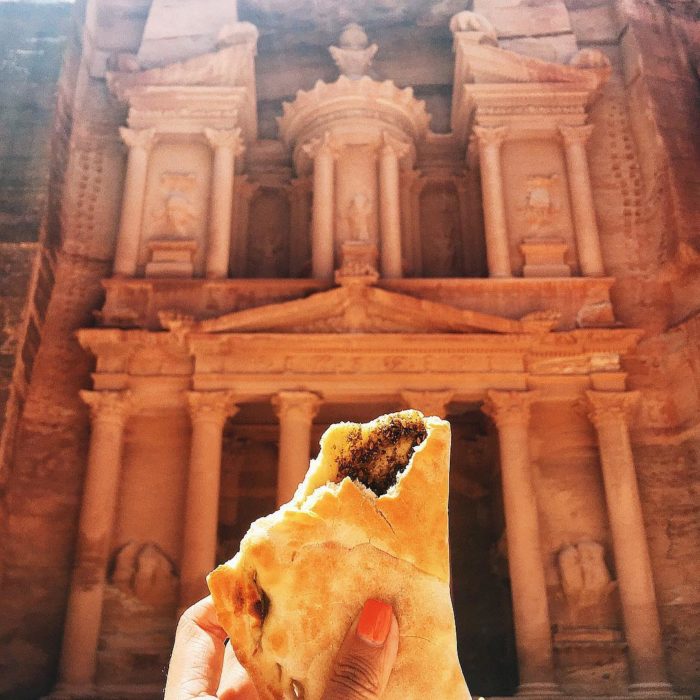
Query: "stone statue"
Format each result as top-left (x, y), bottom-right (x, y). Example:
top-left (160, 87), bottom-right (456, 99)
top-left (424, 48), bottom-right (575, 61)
top-left (558, 540), bottom-right (616, 621)
top-left (329, 23), bottom-right (378, 79)
top-left (111, 541), bottom-right (178, 608)
top-left (524, 174), bottom-right (559, 235)
top-left (346, 191), bottom-right (373, 242)
top-left (448, 11), bottom-right (498, 46)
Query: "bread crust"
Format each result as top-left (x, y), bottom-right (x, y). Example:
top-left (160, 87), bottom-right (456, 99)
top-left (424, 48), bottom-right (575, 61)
top-left (208, 411), bottom-right (471, 700)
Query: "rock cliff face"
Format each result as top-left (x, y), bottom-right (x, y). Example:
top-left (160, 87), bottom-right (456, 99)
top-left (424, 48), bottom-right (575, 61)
top-left (0, 1), bottom-right (697, 699)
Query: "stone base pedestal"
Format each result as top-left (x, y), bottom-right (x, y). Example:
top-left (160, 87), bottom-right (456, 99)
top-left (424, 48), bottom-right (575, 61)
top-left (520, 238), bottom-right (570, 278)
top-left (554, 627), bottom-right (628, 696)
top-left (335, 240), bottom-right (379, 286)
top-left (145, 239), bottom-right (197, 278)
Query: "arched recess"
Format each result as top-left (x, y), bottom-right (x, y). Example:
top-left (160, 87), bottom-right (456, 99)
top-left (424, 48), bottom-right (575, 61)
top-left (246, 187), bottom-right (291, 277)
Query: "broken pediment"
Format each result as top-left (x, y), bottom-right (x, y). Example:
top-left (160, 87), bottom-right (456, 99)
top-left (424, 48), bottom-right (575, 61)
top-left (107, 41), bottom-right (257, 98)
top-left (158, 284), bottom-right (552, 335)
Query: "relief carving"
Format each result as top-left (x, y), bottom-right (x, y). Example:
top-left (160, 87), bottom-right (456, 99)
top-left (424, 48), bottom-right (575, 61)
top-left (152, 172), bottom-right (199, 239)
top-left (523, 175), bottom-right (560, 236)
top-left (558, 540), bottom-right (616, 624)
top-left (111, 541), bottom-right (178, 608)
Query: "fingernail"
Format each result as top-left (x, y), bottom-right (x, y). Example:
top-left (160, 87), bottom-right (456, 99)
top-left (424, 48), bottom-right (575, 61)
top-left (356, 599), bottom-right (392, 647)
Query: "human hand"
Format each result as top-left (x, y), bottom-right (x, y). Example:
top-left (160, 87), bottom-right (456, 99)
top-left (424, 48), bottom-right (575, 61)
top-left (164, 596), bottom-right (399, 700)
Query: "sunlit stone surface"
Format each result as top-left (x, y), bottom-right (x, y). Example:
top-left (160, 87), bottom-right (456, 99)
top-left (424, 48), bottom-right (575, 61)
top-left (0, 1), bottom-right (698, 698)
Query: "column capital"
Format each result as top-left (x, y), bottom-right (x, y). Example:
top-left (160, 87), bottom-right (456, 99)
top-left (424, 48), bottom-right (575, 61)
top-left (203, 127), bottom-right (245, 156)
top-left (187, 390), bottom-right (239, 426)
top-left (482, 390), bottom-right (539, 428)
top-left (400, 390), bottom-right (454, 419)
top-left (474, 125), bottom-right (510, 149)
top-left (380, 131), bottom-right (411, 160)
top-left (272, 390), bottom-right (322, 422)
top-left (119, 126), bottom-right (157, 151)
top-left (558, 123), bottom-right (595, 147)
top-left (80, 390), bottom-right (133, 425)
top-left (302, 131), bottom-right (340, 160)
top-left (586, 390), bottom-right (640, 430)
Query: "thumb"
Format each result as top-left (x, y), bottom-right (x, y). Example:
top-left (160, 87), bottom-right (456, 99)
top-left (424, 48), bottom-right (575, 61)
top-left (322, 599), bottom-right (399, 700)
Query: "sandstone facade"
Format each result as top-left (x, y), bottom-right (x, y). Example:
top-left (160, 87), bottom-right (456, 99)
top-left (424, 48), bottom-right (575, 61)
top-left (0, 1), bottom-right (697, 699)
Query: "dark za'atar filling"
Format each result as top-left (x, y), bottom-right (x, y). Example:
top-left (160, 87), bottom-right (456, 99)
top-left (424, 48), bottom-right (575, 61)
top-left (334, 413), bottom-right (427, 496)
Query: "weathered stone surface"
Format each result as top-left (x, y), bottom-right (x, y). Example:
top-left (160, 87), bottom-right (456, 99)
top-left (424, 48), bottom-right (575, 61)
top-left (0, 1), bottom-right (697, 699)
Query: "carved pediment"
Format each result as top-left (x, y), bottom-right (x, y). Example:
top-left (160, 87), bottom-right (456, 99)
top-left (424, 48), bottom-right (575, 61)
top-left (452, 40), bottom-right (610, 90)
top-left (159, 285), bottom-right (549, 335)
top-left (107, 43), bottom-right (256, 98)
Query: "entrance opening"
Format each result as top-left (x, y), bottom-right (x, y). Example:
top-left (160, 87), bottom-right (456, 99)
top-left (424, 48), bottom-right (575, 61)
top-left (449, 409), bottom-right (519, 697)
top-left (218, 403), bottom-right (519, 696)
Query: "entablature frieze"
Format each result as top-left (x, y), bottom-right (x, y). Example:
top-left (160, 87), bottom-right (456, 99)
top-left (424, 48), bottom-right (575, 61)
top-left (78, 326), bottom-right (642, 407)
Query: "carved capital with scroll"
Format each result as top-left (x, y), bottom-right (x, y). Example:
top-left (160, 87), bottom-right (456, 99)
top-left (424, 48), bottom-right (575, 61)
top-left (586, 390), bottom-right (640, 431)
top-left (473, 125), bottom-right (510, 150)
top-left (204, 127), bottom-right (245, 156)
top-left (272, 390), bottom-right (322, 423)
top-left (119, 126), bottom-right (157, 151)
top-left (187, 390), bottom-right (240, 428)
top-left (80, 390), bottom-right (133, 426)
top-left (482, 390), bottom-right (539, 429)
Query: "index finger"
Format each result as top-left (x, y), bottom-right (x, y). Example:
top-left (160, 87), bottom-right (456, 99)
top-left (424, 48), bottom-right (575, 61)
top-left (164, 596), bottom-right (228, 700)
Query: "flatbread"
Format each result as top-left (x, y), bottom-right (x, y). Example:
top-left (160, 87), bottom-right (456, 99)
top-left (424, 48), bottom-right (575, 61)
top-left (208, 410), bottom-right (470, 700)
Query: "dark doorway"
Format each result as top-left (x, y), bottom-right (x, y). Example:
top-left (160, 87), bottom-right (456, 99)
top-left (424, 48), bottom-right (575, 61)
top-left (449, 410), bottom-right (519, 697)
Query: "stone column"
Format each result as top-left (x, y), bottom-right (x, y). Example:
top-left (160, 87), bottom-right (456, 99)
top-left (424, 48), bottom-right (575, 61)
top-left (113, 128), bottom-right (156, 277)
top-left (204, 128), bottom-right (245, 279)
top-left (179, 391), bottom-right (239, 610)
top-left (559, 125), bottom-right (605, 277)
top-left (586, 391), bottom-right (672, 696)
top-left (400, 390), bottom-right (453, 419)
top-left (482, 391), bottom-right (560, 696)
top-left (379, 136), bottom-right (408, 279)
top-left (272, 391), bottom-right (321, 506)
top-left (58, 391), bottom-right (132, 688)
top-left (474, 126), bottom-right (511, 278)
top-left (304, 133), bottom-right (336, 281)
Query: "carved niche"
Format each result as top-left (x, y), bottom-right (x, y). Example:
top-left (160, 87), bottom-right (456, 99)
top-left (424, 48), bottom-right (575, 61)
top-left (419, 180), bottom-right (464, 277)
top-left (246, 186), bottom-right (291, 277)
top-left (141, 143), bottom-right (212, 276)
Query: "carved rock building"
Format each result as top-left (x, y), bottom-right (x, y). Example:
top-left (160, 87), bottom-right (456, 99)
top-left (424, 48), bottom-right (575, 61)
top-left (0, 0), bottom-right (698, 698)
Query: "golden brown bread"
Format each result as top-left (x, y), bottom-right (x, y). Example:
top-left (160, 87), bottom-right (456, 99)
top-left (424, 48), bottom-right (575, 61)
top-left (208, 410), bottom-right (470, 700)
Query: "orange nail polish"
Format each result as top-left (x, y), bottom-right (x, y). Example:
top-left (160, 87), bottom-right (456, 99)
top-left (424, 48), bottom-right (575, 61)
top-left (356, 599), bottom-right (392, 647)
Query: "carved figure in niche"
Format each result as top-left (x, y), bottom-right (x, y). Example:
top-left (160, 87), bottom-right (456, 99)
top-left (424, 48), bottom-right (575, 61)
top-left (345, 191), bottom-right (373, 242)
top-left (110, 541), bottom-right (178, 608)
top-left (329, 23), bottom-right (378, 79)
top-left (523, 175), bottom-right (560, 236)
top-left (153, 172), bottom-right (199, 239)
top-left (558, 540), bottom-right (616, 624)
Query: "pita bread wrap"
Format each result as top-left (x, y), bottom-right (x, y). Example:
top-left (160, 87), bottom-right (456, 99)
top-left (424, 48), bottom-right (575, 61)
top-left (208, 410), bottom-right (470, 700)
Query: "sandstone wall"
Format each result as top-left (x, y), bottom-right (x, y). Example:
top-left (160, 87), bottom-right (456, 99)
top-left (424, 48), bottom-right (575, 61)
top-left (0, 1), bottom-right (697, 698)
